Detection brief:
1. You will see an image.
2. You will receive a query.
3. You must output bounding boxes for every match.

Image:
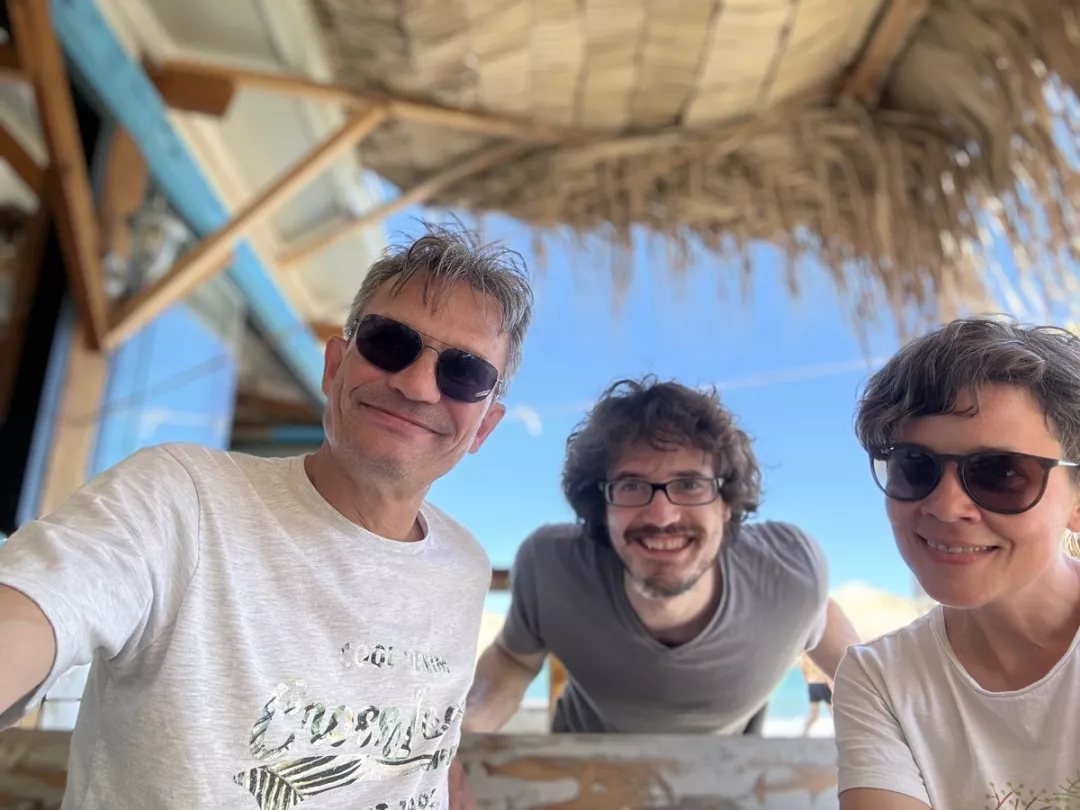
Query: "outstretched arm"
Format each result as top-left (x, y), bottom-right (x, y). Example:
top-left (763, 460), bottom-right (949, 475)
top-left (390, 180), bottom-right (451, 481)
top-left (807, 598), bottom-right (860, 682)
top-left (463, 633), bottom-right (546, 732)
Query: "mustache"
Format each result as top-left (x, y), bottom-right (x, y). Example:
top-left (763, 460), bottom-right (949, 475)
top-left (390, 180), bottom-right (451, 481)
top-left (351, 389), bottom-right (452, 435)
top-left (625, 523), bottom-right (704, 543)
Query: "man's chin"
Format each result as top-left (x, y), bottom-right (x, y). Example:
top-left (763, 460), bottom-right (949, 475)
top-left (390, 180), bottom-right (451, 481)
top-left (629, 572), bottom-right (697, 600)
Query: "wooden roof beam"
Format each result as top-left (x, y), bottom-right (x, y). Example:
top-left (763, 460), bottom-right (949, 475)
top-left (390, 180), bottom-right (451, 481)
top-left (147, 58), bottom-right (573, 142)
top-left (281, 140), bottom-right (534, 271)
top-left (106, 104), bottom-right (390, 347)
top-left (840, 0), bottom-right (931, 106)
top-left (10, 0), bottom-right (109, 350)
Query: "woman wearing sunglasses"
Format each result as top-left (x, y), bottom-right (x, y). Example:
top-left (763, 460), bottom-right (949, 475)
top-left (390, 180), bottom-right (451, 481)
top-left (834, 318), bottom-right (1080, 810)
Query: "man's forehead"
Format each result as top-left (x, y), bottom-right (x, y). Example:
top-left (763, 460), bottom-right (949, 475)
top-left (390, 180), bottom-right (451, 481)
top-left (610, 441), bottom-right (714, 475)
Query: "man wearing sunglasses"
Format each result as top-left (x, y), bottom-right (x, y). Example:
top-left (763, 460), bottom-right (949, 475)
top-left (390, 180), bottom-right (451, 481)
top-left (464, 377), bottom-right (859, 736)
top-left (0, 226), bottom-right (532, 810)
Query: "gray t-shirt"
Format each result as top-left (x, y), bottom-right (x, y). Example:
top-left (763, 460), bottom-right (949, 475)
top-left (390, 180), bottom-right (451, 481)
top-left (0, 444), bottom-right (491, 810)
top-left (500, 521), bottom-right (829, 734)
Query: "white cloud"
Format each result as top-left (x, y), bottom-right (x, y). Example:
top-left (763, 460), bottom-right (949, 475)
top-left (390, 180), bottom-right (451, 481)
top-left (507, 404), bottom-right (544, 437)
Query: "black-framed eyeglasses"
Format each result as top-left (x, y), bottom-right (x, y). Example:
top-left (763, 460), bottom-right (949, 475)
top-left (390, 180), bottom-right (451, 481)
top-left (600, 477), bottom-right (725, 508)
top-left (352, 314), bottom-right (501, 404)
top-left (870, 443), bottom-right (1080, 515)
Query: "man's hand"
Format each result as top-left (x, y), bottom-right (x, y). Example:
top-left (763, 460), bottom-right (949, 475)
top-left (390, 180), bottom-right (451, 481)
top-left (448, 758), bottom-right (476, 810)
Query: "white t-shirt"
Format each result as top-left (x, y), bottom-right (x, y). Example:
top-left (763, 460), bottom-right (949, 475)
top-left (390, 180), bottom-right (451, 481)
top-left (0, 443), bottom-right (492, 810)
top-left (834, 605), bottom-right (1080, 809)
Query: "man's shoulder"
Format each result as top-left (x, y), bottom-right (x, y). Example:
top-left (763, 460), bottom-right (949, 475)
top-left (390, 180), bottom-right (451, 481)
top-left (110, 443), bottom-right (294, 499)
top-left (420, 501), bottom-right (490, 565)
top-left (737, 520), bottom-right (826, 571)
top-left (517, 522), bottom-right (596, 566)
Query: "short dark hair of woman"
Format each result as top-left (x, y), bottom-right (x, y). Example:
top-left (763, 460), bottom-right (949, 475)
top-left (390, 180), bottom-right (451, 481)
top-left (855, 317), bottom-right (1080, 484)
top-left (562, 376), bottom-right (763, 546)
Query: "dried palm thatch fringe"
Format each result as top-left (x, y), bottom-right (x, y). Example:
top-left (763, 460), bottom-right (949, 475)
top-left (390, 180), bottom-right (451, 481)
top-left (312, 0), bottom-right (1080, 335)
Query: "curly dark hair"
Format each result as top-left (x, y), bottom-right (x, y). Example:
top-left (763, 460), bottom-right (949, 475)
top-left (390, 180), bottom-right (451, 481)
top-left (562, 376), bottom-right (762, 546)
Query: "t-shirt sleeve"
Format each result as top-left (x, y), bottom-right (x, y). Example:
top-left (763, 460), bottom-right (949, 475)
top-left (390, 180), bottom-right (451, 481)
top-left (498, 530), bottom-right (547, 656)
top-left (0, 445), bottom-right (201, 728)
top-left (760, 521), bottom-right (830, 650)
top-left (833, 650), bottom-right (931, 804)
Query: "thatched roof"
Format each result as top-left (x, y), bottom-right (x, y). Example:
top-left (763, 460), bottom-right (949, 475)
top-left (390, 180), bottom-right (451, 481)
top-left (310, 0), bottom-right (1080, 331)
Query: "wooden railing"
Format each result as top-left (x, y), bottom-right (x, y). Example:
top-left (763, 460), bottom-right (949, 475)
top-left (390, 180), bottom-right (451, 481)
top-left (0, 729), bottom-right (840, 809)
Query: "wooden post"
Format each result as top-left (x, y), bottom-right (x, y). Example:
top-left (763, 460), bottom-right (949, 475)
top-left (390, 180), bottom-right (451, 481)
top-left (9, 0), bottom-right (110, 350)
top-left (106, 104), bottom-right (390, 346)
top-left (35, 321), bottom-right (108, 518)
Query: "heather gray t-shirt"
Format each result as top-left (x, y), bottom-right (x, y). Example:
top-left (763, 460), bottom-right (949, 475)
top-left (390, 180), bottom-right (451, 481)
top-left (501, 521), bottom-right (830, 734)
top-left (0, 444), bottom-right (491, 810)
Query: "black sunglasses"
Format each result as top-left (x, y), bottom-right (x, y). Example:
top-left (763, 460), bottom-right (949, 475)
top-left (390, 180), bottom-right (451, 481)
top-left (352, 314), bottom-right (501, 404)
top-left (871, 443), bottom-right (1080, 515)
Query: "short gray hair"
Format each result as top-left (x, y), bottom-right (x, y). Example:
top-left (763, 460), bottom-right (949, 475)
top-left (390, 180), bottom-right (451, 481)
top-left (855, 317), bottom-right (1080, 478)
top-left (344, 224), bottom-right (534, 390)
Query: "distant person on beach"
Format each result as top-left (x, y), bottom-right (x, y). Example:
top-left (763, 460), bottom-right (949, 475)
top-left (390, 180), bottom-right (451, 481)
top-left (799, 652), bottom-right (832, 735)
top-left (463, 376), bottom-right (860, 735)
top-left (834, 318), bottom-right (1080, 810)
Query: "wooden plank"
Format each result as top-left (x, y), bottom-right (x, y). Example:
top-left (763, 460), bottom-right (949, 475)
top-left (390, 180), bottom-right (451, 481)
top-left (96, 126), bottom-right (149, 264)
top-left (0, 729), bottom-right (841, 809)
top-left (548, 657), bottom-right (568, 725)
top-left (281, 140), bottom-right (533, 271)
top-left (459, 733), bottom-right (840, 808)
top-left (145, 59), bottom-right (236, 117)
top-left (148, 59), bottom-right (574, 141)
top-left (840, 0), bottom-right (931, 105)
top-left (233, 391), bottom-right (320, 426)
top-left (0, 118), bottom-right (45, 195)
top-left (105, 104), bottom-right (390, 347)
top-left (35, 320), bottom-right (108, 518)
top-left (9, 0), bottom-right (109, 350)
top-left (0, 205), bottom-right (49, 423)
top-left (309, 321), bottom-right (342, 344)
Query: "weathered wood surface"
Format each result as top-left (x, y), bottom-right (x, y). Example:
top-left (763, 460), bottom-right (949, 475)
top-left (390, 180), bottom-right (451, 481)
top-left (0, 729), bottom-right (839, 809)
top-left (459, 733), bottom-right (839, 809)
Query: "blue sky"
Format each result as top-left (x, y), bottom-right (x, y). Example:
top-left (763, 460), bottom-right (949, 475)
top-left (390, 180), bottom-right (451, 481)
top-left (384, 210), bottom-right (920, 599)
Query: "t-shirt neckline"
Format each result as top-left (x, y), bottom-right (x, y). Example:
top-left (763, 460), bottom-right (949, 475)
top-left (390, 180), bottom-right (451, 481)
top-left (287, 454), bottom-right (431, 555)
top-left (931, 603), bottom-right (1080, 698)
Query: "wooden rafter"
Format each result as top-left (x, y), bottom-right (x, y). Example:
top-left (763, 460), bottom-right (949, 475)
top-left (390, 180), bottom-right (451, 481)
top-left (0, 118), bottom-right (45, 195)
top-left (840, 0), bottom-right (931, 105)
top-left (106, 104), bottom-right (390, 347)
top-left (310, 321), bottom-right (343, 344)
top-left (147, 59), bottom-right (574, 142)
top-left (234, 392), bottom-right (321, 426)
top-left (9, 0), bottom-right (109, 350)
top-left (282, 140), bottom-right (534, 270)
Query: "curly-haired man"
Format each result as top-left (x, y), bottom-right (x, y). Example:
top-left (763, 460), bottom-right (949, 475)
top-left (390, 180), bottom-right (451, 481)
top-left (465, 377), bottom-right (859, 734)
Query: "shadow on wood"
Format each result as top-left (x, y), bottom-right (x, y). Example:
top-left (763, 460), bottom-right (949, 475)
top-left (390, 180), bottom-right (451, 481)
top-left (0, 729), bottom-right (838, 809)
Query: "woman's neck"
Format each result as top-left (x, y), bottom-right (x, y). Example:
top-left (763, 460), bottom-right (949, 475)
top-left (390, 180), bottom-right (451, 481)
top-left (944, 555), bottom-right (1080, 691)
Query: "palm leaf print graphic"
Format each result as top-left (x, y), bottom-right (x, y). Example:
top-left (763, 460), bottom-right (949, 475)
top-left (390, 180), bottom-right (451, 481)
top-left (234, 755), bottom-right (365, 809)
top-left (234, 754), bottom-right (436, 809)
